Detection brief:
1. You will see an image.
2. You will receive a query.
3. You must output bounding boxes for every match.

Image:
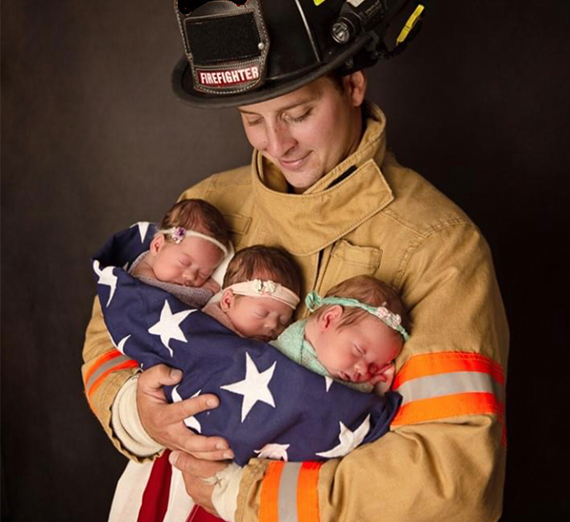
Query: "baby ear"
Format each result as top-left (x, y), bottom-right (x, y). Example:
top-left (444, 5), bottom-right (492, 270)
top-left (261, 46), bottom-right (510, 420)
top-left (319, 305), bottom-right (343, 331)
top-left (220, 289), bottom-right (235, 311)
top-left (150, 234), bottom-right (165, 254)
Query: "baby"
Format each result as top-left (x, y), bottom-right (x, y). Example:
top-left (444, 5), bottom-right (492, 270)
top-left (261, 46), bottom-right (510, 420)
top-left (94, 228), bottom-right (403, 465)
top-left (272, 275), bottom-right (410, 394)
top-left (130, 198), bottom-right (232, 307)
top-left (202, 245), bottom-right (302, 341)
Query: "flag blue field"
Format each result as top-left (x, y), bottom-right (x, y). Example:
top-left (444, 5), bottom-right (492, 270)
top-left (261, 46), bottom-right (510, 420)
top-left (93, 223), bottom-right (401, 465)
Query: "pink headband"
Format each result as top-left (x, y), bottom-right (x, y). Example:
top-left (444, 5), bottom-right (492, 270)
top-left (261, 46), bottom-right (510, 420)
top-left (226, 280), bottom-right (300, 309)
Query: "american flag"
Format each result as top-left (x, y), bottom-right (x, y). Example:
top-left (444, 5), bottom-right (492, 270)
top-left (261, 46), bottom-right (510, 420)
top-left (92, 223), bottom-right (401, 465)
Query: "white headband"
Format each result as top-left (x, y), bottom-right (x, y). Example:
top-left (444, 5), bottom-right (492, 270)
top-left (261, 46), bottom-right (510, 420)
top-left (160, 227), bottom-right (229, 257)
top-left (226, 280), bottom-right (300, 309)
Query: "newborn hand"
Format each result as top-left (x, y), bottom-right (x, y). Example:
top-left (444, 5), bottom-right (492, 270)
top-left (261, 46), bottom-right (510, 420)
top-left (370, 362), bottom-right (396, 392)
top-left (137, 364), bottom-right (233, 460)
top-left (201, 277), bottom-right (221, 293)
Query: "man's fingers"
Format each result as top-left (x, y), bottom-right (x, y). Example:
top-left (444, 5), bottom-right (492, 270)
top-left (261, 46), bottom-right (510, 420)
top-left (169, 450), bottom-right (229, 477)
top-left (159, 393), bottom-right (220, 425)
top-left (138, 364), bottom-right (183, 392)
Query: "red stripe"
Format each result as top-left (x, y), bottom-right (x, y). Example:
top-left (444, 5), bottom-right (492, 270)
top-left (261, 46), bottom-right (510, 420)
top-left (393, 351), bottom-right (504, 389)
top-left (87, 359), bottom-right (139, 402)
top-left (297, 462), bottom-right (322, 522)
top-left (84, 349), bottom-right (123, 386)
top-left (137, 451), bottom-right (173, 522)
top-left (186, 506), bottom-right (226, 522)
top-left (259, 461), bottom-right (285, 522)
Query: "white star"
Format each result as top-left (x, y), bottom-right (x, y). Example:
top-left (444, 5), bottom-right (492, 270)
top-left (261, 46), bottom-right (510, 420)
top-left (148, 300), bottom-right (194, 357)
top-left (172, 386), bottom-right (202, 433)
top-left (220, 352), bottom-right (276, 423)
top-left (325, 376), bottom-right (333, 392)
top-left (315, 415), bottom-right (371, 458)
top-left (93, 260), bottom-right (118, 306)
top-left (110, 334), bottom-right (131, 355)
top-left (131, 221), bottom-right (151, 242)
top-left (254, 443), bottom-right (290, 461)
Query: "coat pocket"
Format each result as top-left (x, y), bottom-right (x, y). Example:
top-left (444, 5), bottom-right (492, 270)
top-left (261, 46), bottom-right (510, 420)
top-left (318, 240), bottom-right (382, 295)
top-left (223, 213), bottom-right (251, 242)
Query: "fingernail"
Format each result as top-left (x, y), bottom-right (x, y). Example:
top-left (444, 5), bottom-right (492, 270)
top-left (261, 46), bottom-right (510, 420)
top-left (170, 369), bottom-right (182, 380)
top-left (216, 442), bottom-right (228, 450)
top-left (223, 451), bottom-right (233, 459)
top-left (206, 398), bottom-right (219, 408)
top-left (168, 451), bottom-right (179, 467)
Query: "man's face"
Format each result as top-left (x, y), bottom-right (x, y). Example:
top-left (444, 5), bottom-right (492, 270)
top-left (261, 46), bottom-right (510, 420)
top-left (238, 73), bottom-right (366, 193)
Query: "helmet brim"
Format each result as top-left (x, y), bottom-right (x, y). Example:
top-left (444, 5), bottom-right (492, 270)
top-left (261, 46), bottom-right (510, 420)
top-left (171, 35), bottom-right (373, 109)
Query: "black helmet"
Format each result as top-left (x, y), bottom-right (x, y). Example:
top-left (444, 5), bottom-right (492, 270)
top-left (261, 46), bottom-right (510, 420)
top-left (172, 0), bottom-right (425, 108)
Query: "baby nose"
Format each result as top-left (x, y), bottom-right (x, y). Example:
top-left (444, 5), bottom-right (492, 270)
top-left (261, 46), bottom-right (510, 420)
top-left (355, 361), bottom-right (377, 378)
top-left (265, 316), bottom-right (279, 332)
top-left (183, 268), bottom-right (198, 283)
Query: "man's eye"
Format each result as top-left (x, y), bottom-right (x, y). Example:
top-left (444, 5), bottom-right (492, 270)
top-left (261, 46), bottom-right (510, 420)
top-left (246, 118), bottom-right (263, 126)
top-left (288, 109), bottom-right (312, 123)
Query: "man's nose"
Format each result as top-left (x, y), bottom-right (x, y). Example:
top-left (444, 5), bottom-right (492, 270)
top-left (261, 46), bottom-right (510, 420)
top-left (265, 121), bottom-right (296, 158)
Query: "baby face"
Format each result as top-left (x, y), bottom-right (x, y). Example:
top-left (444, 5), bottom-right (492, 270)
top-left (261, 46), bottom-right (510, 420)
top-left (221, 292), bottom-right (294, 342)
top-left (313, 311), bottom-right (403, 385)
top-left (150, 234), bottom-right (224, 287)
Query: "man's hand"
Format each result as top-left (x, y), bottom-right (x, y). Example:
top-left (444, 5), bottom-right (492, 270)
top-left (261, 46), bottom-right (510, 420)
top-left (169, 451), bottom-right (229, 517)
top-left (137, 364), bottom-right (234, 460)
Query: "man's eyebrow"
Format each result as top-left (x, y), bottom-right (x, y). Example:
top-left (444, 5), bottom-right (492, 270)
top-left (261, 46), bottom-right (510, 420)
top-left (238, 97), bottom-right (317, 116)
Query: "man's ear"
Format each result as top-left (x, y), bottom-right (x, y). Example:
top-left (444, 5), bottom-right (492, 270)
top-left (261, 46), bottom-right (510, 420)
top-left (220, 289), bottom-right (235, 312)
top-left (319, 305), bottom-right (343, 331)
top-left (343, 70), bottom-right (367, 108)
top-left (149, 234), bottom-right (165, 255)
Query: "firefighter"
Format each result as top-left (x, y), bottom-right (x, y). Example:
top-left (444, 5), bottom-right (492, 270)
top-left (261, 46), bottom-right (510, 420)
top-left (83, 1), bottom-right (509, 520)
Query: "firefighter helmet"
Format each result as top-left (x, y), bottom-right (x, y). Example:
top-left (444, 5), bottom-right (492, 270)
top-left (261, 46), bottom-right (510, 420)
top-left (172, 0), bottom-right (425, 108)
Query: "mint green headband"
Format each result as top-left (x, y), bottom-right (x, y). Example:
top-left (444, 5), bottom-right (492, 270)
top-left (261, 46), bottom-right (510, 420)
top-left (305, 291), bottom-right (410, 341)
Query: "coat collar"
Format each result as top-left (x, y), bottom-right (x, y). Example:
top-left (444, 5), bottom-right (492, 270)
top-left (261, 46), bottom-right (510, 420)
top-left (250, 104), bottom-right (394, 256)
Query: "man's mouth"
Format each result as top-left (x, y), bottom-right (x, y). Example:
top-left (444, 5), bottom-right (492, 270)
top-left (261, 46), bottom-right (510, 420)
top-left (278, 151), bottom-right (311, 171)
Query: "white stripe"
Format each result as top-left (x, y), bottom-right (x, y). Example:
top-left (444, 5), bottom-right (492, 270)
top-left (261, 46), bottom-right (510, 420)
top-left (108, 461), bottom-right (153, 522)
top-left (278, 462), bottom-right (302, 522)
top-left (163, 467), bottom-right (195, 522)
top-left (395, 371), bottom-right (504, 406)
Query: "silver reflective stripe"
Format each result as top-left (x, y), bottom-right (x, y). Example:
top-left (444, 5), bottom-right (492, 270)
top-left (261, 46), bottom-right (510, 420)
top-left (85, 354), bottom-right (133, 392)
top-left (396, 371), bottom-right (504, 406)
top-left (278, 462), bottom-right (302, 522)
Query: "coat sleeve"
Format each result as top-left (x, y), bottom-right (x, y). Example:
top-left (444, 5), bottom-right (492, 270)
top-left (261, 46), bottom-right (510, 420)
top-left (81, 178), bottom-right (214, 461)
top-left (235, 223), bottom-right (509, 522)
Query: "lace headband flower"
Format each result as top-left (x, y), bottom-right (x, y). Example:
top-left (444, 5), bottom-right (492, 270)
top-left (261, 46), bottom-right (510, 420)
top-left (159, 227), bottom-right (229, 256)
top-left (305, 291), bottom-right (410, 341)
top-left (227, 279), bottom-right (300, 309)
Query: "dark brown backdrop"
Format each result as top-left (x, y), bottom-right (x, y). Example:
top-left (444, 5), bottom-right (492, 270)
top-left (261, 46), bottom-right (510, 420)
top-left (2, 1), bottom-right (569, 521)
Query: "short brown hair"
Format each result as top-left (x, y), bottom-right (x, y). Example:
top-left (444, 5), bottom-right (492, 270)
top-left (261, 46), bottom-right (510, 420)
top-left (223, 245), bottom-right (302, 296)
top-left (159, 199), bottom-right (232, 250)
top-left (314, 275), bottom-right (410, 333)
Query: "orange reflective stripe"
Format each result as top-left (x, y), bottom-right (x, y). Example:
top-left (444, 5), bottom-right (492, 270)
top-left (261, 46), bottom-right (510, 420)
top-left (392, 391), bottom-right (503, 426)
top-left (393, 351), bottom-right (505, 389)
top-left (87, 359), bottom-right (139, 401)
top-left (259, 461), bottom-right (284, 522)
top-left (296, 462), bottom-right (321, 522)
top-left (84, 349), bottom-right (123, 386)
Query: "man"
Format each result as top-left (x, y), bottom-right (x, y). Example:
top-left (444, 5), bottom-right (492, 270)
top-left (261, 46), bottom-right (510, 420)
top-left (83, 1), bottom-right (508, 520)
